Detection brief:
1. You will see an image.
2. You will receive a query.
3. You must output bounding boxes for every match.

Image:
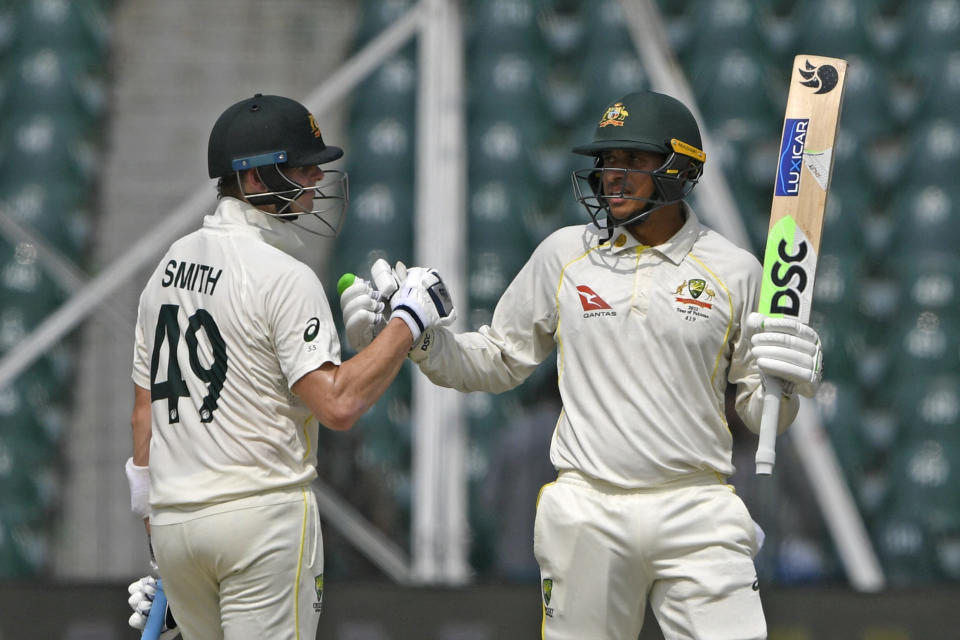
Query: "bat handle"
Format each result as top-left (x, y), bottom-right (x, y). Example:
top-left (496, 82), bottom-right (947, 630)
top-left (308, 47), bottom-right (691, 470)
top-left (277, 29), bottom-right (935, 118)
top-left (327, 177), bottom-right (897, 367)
top-left (755, 377), bottom-right (783, 475)
top-left (141, 577), bottom-right (167, 640)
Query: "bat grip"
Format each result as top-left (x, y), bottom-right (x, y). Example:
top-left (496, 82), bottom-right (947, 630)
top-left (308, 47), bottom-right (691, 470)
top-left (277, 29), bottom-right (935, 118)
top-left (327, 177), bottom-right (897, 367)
top-left (141, 577), bottom-right (167, 640)
top-left (755, 377), bottom-right (783, 475)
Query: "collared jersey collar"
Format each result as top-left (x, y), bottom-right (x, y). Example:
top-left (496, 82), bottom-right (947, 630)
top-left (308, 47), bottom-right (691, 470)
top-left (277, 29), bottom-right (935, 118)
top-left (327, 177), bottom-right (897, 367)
top-left (204, 196), bottom-right (304, 255)
top-left (604, 203), bottom-right (702, 265)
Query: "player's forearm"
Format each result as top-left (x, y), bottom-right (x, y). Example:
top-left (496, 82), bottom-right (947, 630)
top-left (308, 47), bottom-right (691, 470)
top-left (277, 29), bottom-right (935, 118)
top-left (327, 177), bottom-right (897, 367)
top-left (131, 385), bottom-right (153, 466)
top-left (295, 319), bottom-right (412, 430)
top-left (414, 326), bottom-right (530, 394)
top-left (737, 382), bottom-right (799, 435)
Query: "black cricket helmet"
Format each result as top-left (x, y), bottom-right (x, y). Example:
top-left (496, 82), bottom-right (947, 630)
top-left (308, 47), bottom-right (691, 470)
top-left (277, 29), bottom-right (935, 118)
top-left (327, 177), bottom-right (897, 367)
top-left (208, 93), bottom-right (349, 236)
top-left (571, 90), bottom-right (705, 230)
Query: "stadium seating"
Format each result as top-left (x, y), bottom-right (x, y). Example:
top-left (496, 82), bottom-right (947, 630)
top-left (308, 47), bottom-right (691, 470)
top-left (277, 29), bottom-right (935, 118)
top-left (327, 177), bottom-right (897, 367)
top-left (898, 0), bottom-right (960, 67)
top-left (0, 0), bottom-right (110, 577)
top-left (886, 182), bottom-right (960, 260)
top-left (327, 0), bottom-right (960, 588)
top-left (349, 48), bottom-right (417, 124)
top-left (790, 0), bottom-right (875, 59)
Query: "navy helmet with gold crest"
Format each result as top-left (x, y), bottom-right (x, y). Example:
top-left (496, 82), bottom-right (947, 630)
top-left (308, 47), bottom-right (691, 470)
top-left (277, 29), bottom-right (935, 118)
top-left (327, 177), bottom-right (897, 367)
top-left (207, 94), bottom-right (349, 236)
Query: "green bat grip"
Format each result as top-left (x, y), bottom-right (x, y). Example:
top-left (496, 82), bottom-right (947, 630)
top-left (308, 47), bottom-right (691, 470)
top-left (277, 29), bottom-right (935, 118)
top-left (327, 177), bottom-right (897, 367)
top-left (337, 273), bottom-right (356, 296)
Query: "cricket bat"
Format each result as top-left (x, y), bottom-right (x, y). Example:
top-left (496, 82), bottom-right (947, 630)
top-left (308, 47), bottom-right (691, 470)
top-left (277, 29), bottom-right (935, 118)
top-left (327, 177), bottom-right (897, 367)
top-left (141, 577), bottom-right (168, 640)
top-left (755, 54), bottom-right (848, 475)
top-left (141, 535), bottom-right (176, 640)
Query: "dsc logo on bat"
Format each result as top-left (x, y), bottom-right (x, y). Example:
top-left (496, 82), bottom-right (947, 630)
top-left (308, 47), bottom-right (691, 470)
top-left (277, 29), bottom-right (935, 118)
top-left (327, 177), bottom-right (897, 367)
top-left (775, 118), bottom-right (808, 196)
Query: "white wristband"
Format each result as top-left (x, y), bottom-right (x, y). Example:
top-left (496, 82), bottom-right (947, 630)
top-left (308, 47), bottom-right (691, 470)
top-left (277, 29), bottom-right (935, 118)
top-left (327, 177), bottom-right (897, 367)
top-left (125, 457), bottom-right (151, 518)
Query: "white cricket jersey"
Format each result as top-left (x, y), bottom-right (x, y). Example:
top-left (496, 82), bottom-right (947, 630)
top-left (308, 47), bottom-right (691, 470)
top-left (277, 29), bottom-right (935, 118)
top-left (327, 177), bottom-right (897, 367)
top-left (132, 197), bottom-right (340, 511)
top-left (415, 208), bottom-right (776, 488)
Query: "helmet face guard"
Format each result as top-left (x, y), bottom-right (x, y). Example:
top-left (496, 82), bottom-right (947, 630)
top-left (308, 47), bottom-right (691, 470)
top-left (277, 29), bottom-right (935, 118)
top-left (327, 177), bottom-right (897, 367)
top-left (572, 139), bottom-right (703, 231)
top-left (240, 161), bottom-right (349, 238)
top-left (570, 91), bottom-right (705, 231)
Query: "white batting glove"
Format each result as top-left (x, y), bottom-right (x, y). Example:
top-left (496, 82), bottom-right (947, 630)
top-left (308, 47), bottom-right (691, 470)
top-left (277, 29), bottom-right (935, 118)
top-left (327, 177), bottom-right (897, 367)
top-left (746, 312), bottom-right (823, 398)
top-left (340, 277), bottom-right (387, 351)
top-left (390, 267), bottom-right (456, 343)
top-left (371, 258), bottom-right (407, 301)
top-left (128, 576), bottom-right (180, 639)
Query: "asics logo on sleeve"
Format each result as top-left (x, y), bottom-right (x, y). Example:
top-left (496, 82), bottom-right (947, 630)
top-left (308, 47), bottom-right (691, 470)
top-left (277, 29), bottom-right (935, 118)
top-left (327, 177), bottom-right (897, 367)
top-left (576, 285), bottom-right (612, 311)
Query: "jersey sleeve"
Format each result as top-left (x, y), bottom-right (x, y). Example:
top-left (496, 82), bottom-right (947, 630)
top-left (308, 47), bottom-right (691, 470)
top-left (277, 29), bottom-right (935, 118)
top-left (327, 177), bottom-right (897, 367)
top-left (263, 262), bottom-right (341, 389)
top-left (414, 235), bottom-right (560, 393)
top-left (131, 292), bottom-right (152, 389)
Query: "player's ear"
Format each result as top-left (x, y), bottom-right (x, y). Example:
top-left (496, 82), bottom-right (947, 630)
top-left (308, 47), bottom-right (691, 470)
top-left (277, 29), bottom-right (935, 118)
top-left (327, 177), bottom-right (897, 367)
top-left (241, 168), bottom-right (267, 193)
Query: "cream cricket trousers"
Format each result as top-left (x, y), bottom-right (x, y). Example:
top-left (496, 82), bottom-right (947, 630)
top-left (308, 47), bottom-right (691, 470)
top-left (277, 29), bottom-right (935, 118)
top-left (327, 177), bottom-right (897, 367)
top-left (534, 470), bottom-right (766, 640)
top-left (151, 485), bottom-right (323, 640)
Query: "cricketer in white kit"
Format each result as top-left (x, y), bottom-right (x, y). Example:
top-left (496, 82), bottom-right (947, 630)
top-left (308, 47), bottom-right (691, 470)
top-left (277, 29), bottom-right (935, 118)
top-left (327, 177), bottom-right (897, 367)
top-left (340, 91), bottom-right (823, 640)
top-left (126, 94), bottom-right (456, 640)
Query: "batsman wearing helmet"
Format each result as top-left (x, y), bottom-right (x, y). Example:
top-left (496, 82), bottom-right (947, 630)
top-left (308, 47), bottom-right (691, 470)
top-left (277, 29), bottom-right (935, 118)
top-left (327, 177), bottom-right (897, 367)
top-left (124, 94), bottom-right (455, 640)
top-left (342, 91), bottom-right (823, 639)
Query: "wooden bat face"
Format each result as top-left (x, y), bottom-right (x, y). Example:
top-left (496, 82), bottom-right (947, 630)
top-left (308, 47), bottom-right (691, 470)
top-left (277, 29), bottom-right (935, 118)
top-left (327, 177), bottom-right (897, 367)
top-left (758, 55), bottom-right (848, 323)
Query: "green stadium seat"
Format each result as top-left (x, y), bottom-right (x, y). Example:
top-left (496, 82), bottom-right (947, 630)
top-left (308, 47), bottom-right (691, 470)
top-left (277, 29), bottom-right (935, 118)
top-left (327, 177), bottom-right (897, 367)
top-left (807, 309), bottom-right (865, 385)
top-left (466, 0), bottom-right (544, 55)
top-left (0, 114), bottom-right (97, 186)
top-left (349, 48), bottom-right (417, 124)
top-left (934, 529), bottom-right (960, 581)
top-left (689, 49), bottom-right (782, 142)
top-left (540, 63), bottom-right (588, 128)
top-left (814, 380), bottom-right (866, 484)
top-left (468, 117), bottom-right (543, 184)
top-left (0, 48), bottom-right (106, 130)
top-left (835, 55), bottom-right (893, 139)
top-left (0, 262), bottom-right (65, 325)
top-left (886, 312), bottom-right (960, 388)
top-left (346, 115), bottom-right (415, 186)
top-left (468, 180), bottom-right (542, 252)
top-left (0, 514), bottom-right (49, 578)
top-left (578, 46), bottom-right (649, 109)
top-left (0, 180), bottom-right (93, 259)
top-left (818, 179), bottom-right (873, 259)
top-left (536, 0), bottom-right (586, 56)
top-left (577, 0), bottom-right (638, 51)
top-left (811, 254), bottom-right (864, 317)
top-left (330, 181), bottom-right (414, 280)
top-left (902, 119), bottom-right (960, 186)
top-left (467, 248), bottom-right (527, 310)
top-left (888, 435), bottom-right (960, 535)
top-left (898, 0), bottom-right (960, 65)
top-left (790, 0), bottom-right (873, 58)
top-left (684, 0), bottom-right (767, 64)
top-left (892, 374), bottom-right (960, 443)
top-left (351, 0), bottom-right (417, 50)
top-left (529, 129), bottom-right (584, 194)
top-left (356, 369), bottom-right (411, 468)
top-left (653, 0), bottom-right (696, 51)
top-left (873, 512), bottom-right (938, 586)
top-left (909, 51), bottom-right (960, 121)
top-left (897, 254), bottom-right (960, 318)
top-left (467, 50), bottom-right (546, 121)
top-left (8, 0), bottom-right (110, 76)
top-left (886, 182), bottom-right (960, 260)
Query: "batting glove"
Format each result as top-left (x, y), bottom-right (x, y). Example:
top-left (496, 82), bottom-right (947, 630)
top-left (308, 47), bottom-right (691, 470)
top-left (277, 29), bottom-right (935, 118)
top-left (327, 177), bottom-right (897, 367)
top-left (340, 277), bottom-right (387, 352)
top-left (746, 312), bottom-right (823, 398)
top-left (128, 575), bottom-right (180, 639)
top-left (371, 258), bottom-right (407, 301)
top-left (390, 267), bottom-right (456, 343)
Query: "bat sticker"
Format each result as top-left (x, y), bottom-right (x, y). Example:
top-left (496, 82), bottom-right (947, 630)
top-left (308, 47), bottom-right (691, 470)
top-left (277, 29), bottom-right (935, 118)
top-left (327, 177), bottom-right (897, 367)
top-left (775, 118), bottom-right (809, 196)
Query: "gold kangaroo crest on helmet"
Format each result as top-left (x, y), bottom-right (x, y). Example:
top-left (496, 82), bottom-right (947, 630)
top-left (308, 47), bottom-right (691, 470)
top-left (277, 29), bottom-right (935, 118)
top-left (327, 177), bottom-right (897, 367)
top-left (308, 113), bottom-right (323, 139)
top-left (599, 103), bottom-right (629, 127)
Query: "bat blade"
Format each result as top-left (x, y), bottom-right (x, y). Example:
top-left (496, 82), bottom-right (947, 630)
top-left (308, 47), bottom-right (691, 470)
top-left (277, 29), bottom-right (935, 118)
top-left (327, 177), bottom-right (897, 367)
top-left (755, 54), bottom-right (848, 475)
